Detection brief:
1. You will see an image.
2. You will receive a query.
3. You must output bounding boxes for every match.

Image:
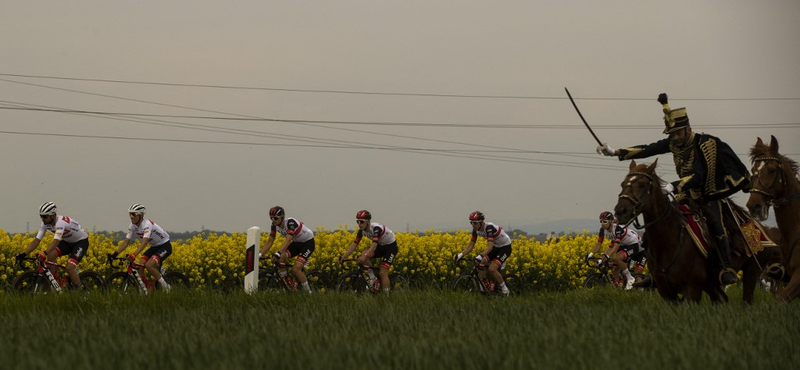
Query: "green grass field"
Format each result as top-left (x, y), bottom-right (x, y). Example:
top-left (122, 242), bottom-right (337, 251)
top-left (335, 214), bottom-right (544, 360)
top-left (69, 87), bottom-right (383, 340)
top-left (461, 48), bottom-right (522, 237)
top-left (1, 287), bottom-right (797, 370)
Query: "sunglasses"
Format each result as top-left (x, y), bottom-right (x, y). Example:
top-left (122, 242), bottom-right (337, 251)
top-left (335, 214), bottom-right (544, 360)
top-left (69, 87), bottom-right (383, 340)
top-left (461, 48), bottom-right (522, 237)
top-left (270, 216), bottom-right (281, 221)
top-left (600, 220), bottom-right (611, 224)
top-left (470, 221), bottom-right (481, 225)
top-left (356, 219), bottom-right (368, 224)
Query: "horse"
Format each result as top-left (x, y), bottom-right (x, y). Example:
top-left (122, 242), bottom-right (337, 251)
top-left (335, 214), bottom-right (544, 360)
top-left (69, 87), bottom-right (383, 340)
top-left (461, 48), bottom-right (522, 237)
top-left (614, 159), bottom-right (775, 304)
top-left (746, 135), bottom-right (800, 302)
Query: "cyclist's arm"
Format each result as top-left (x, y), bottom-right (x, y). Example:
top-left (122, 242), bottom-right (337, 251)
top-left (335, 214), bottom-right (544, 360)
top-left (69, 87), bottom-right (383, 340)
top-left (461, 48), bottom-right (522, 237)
top-left (43, 238), bottom-right (61, 256)
top-left (276, 234), bottom-right (294, 255)
top-left (113, 238), bottom-right (132, 255)
top-left (340, 241), bottom-right (359, 261)
top-left (22, 237), bottom-right (42, 255)
top-left (590, 241), bottom-right (603, 255)
top-left (459, 240), bottom-right (476, 256)
top-left (132, 237), bottom-right (151, 257)
top-left (361, 241), bottom-right (378, 260)
top-left (604, 240), bottom-right (621, 259)
top-left (259, 234), bottom-right (276, 256)
top-left (479, 241), bottom-right (495, 260)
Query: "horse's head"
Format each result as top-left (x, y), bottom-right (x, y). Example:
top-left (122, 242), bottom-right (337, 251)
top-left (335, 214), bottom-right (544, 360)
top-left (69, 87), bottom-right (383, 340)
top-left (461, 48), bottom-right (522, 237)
top-left (614, 159), bottom-right (663, 225)
top-left (746, 135), bottom-right (797, 220)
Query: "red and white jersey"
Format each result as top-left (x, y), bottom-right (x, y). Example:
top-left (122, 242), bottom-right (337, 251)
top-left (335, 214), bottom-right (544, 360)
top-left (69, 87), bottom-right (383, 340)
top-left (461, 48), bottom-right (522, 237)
top-left (36, 214), bottom-right (88, 243)
top-left (126, 219), bottom-right (170, 247)
top-left (354, 222), bottom-right (396, 245)
top-left (598, 223), bottom-right (640, 247)
top-left (271, 217), bottom-right (314, 243)
top-left (471, 221), bottom-right (511, 247)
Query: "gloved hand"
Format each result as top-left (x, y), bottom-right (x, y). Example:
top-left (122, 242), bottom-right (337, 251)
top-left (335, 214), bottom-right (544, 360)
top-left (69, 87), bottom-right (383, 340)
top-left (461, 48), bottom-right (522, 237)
top-left (585, 252), bottom-right (593, 262)
top-left (454, 253), bottom-right (463, 263)
top-left (127, 253), bottom-right (137, 262)
top-left (674, 192), bottom-right (690, 205)
top-left (37, 252), bottom-right (47, 262)
top-left (661, 182), bottom-right (675, 194)
top-left (658, 93), bottom-right (668, 105)
top-left (596, 143), bottom-right (616, 157)
top-left (271, 252), bottom-right (281, 261)
top-left (15, 253), bottom-right (26, 263)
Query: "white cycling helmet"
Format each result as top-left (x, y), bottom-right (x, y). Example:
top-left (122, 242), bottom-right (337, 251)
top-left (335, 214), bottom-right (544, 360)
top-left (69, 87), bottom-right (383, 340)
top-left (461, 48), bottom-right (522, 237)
top-left (128, 203), bottom-right (146, 216)
top-left (39, 202), bottom-right (57, 216)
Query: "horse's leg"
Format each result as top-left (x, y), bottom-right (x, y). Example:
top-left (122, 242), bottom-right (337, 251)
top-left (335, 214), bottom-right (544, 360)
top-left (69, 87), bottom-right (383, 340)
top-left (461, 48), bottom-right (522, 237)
top-left (683, 284), bottom-right (703, 303)
top-left (779, 270), bottom-right (800, 303)
top-left (740, 262), bottom-right (759, 305)
top-left (654, 275), bottom-right (679, 302)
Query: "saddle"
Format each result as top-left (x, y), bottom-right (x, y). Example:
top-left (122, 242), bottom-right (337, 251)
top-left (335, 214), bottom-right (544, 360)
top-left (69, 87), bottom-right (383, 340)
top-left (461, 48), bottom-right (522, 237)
top-left (676, 199), bottom-right (778, 259)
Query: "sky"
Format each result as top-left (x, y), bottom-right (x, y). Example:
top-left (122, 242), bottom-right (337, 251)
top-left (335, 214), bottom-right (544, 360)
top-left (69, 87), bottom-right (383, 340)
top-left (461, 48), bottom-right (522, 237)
top-left (2, 1), bottom-right (799, 235)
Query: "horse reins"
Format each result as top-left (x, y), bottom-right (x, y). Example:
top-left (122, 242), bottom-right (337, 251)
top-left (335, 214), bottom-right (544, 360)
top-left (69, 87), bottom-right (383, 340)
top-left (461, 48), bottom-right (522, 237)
top-left (751, 156), bottom-right (800, 209)
top-left (618, 171), bottom-right (672, 229)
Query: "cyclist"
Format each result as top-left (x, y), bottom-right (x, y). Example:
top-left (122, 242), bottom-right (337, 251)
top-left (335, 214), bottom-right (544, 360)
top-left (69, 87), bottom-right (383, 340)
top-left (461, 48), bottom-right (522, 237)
top-left (259, 206), bottom-right (315, 293)
top-left (15, 202), bottom-right (90, 289)
top-left (108, 204), bottom-right (173, 291)
top-left (338, 210), bottom-right (397, 293)
top-left (455, 211), bottom-right (512, 296)
top-left (586, 211), bottom-right (643, 290)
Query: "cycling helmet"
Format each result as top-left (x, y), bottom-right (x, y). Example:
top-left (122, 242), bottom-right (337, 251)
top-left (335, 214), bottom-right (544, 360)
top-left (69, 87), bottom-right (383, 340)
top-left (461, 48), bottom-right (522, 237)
top-left (599, 211), bottom-right (614, 221)
top-left (39, 202), bottom-right (57, 216)
top-left (269, 206), bottom-right (285, 217)
top-left (469, 211), bottom-right (485, 221)
top-left (129, 203), bottom-right (147, 216)
top-left (356, 210), bottom-right (372, 220)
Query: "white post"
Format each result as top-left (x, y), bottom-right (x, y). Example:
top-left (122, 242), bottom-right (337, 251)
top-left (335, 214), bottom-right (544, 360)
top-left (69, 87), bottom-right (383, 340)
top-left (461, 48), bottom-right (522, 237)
top-left (244, 226), bottom-right (260, 293)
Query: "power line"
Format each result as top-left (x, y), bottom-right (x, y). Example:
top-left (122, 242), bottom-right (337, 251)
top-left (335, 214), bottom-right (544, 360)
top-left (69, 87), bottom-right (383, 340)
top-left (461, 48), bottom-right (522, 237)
top-left (0, 100), bottom-right (625, 170)
top-left (2, 72), bottom-right (800, 101)
top-left (2, 105), bottom-right (799, 130)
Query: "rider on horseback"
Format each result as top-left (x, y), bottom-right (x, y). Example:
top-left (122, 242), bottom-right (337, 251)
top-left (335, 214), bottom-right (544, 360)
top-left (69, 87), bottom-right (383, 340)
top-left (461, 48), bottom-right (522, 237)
top-left (597, 93), bottom-right (751, 286)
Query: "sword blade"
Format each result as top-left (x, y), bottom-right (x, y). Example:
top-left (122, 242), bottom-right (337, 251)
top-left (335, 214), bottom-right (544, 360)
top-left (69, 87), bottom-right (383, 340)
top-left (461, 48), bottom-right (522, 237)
top-left (565, 87), bottom-right (603, 146)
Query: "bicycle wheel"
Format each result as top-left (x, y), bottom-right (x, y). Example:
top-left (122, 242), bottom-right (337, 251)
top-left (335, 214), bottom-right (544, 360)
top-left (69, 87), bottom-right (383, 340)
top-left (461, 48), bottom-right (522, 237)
top-left (452, 274), bottom-right (480, 294)
top-left (388, 273), bottom-right (409, 291)
top-left (306, 272), bottom-right (329, 293)
top-left (162, 272), bottom-right (191, 292)
top-left (336, 273), bottom-right (368, 293)
top-left (78, 271), bottom-right (106, 292)
top-left (504, 274), bottom-right (524, 295)
top-left (12, 271), bottom-right (51, 294)
top-left (106, 272), bottom-right (140, 294)
top-left (582, 273), bottom-right (609, 289)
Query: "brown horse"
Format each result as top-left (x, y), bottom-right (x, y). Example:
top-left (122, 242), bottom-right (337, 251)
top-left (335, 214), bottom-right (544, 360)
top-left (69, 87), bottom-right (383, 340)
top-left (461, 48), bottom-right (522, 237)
top-left (746, 136), bottom-right (800, 302)
top-left (614, 159), bottom-right (774, 304)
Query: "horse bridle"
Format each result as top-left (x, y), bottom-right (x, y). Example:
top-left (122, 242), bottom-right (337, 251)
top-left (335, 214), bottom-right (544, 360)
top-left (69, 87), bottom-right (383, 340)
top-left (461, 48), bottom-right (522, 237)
top-left (618, 171), bottom-right (671, 229)
top-left (751, 156), bottom-right (800, 209)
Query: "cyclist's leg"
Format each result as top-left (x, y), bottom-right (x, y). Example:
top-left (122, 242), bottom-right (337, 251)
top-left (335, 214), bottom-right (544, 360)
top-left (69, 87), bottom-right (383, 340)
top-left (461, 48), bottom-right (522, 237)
top-left (377, 242), bottom-right (397, 291)
top-left (487, 245), bottom-right (511, 285)
top-left (288, 239), bottom-right (313, 284)
top-left (144, 242), bottom-right (172, 288)
top-left (65, 239), bottom-right (88, 287)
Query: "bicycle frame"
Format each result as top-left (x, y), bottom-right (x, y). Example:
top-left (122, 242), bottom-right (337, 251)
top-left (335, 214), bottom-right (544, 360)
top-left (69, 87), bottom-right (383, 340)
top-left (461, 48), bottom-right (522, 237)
top-left (109, 257), bottom-right (163, 295)
top-left (19, 257), bottom-right (70, 293)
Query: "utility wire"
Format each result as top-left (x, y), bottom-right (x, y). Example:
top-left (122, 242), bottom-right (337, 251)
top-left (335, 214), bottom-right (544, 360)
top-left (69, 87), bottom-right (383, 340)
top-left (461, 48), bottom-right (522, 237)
top-left (0, 100), bottom-right (625, 170)
top-left (2, 106), bottom-right (798, 130)
top-left (2, 72), bottom-right (800, 101)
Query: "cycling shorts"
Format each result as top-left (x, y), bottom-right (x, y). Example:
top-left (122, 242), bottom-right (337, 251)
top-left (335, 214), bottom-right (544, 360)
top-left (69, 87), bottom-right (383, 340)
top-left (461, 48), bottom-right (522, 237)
top-left (372, 241), bottom-right (398, 269)
top-left (143, 241), bottom-right (173, 264)
top-left (286, 238), bottom-right (315, 264)
top-left (55, 238), bottom-right (89, 264)
top-left (488, 244), bottom-right (512, 266)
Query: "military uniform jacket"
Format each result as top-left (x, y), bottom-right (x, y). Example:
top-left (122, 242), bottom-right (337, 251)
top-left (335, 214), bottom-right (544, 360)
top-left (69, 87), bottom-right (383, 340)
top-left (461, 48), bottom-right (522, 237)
top-left (617, 132), bottom-right (750, 201)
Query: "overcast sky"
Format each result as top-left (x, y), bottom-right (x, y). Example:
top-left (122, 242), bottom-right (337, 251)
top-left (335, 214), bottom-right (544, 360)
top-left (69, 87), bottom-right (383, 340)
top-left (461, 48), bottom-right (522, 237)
top-left (2, 1), bottom-right (799, 234)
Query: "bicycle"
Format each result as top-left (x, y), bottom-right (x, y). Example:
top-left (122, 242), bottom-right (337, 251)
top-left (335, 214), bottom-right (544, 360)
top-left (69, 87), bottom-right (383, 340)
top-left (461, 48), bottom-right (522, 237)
top-left (582, 257), bottom-right (647, 289)
top-left (11, 256), bottom-right (106, 294)
top-left (258, 257), bottom-right (329, 293)
top-left (106, 257), bottom-right (190, 294)
top-left (334, 258), bottom-right (409, 293)
top-left (451, 257), bottom-right (523, 296)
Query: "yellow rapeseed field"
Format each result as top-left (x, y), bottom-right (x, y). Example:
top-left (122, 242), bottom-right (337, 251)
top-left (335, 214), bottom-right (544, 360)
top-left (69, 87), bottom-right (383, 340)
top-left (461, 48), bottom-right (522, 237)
top-left (0, 227), bottom-right (602, 291)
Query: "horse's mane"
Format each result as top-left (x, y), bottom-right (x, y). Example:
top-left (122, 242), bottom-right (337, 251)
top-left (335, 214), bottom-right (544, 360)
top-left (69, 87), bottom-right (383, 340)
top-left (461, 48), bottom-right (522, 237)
top-left (750, 141), bottom-right (800, 181)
